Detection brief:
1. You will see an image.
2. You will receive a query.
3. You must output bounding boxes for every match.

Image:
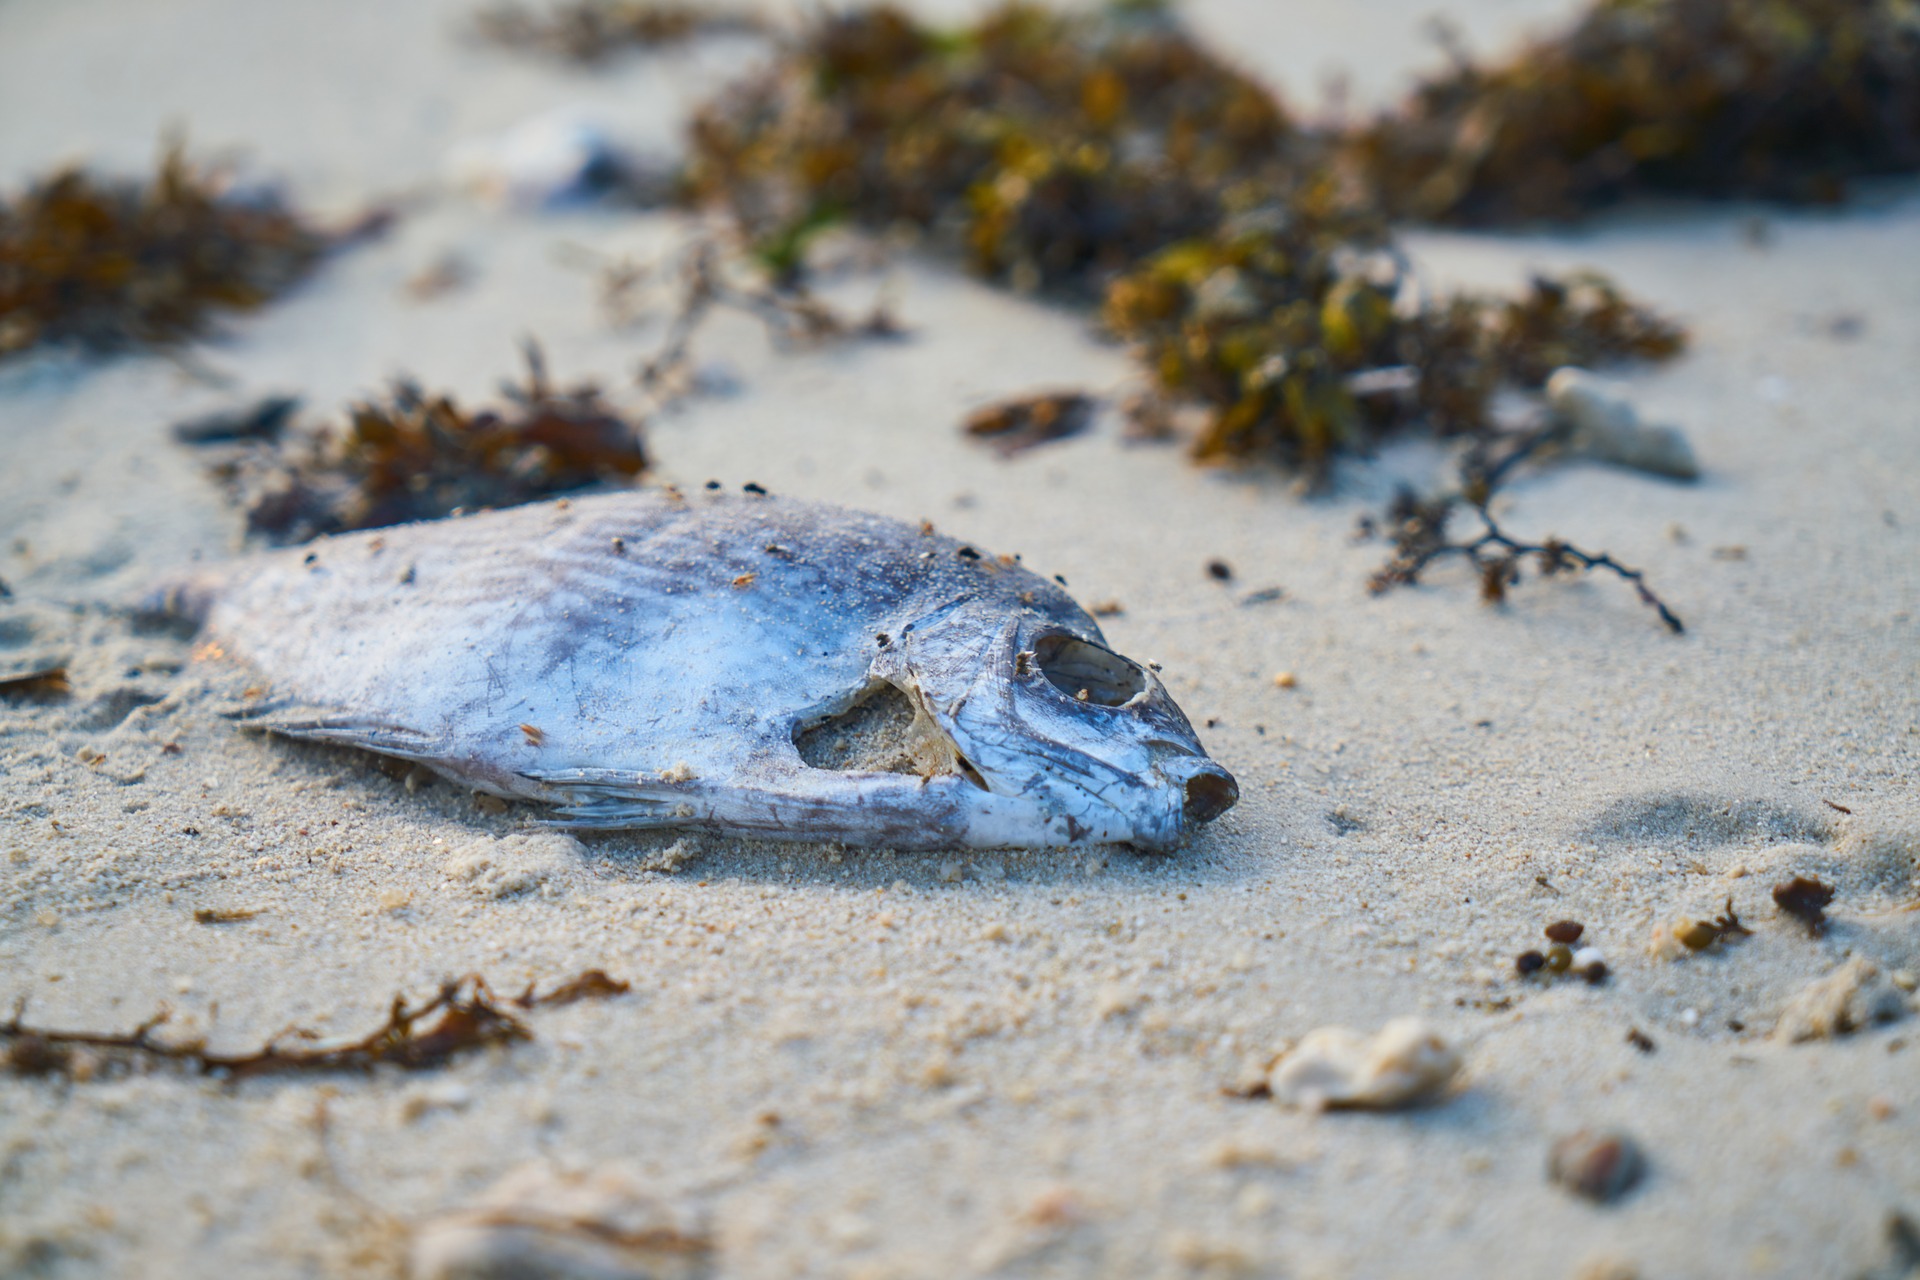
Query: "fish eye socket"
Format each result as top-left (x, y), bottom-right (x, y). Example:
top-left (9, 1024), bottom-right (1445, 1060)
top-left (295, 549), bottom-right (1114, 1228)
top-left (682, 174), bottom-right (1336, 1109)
top-left (1031, 635), bottom-right (1147, 707)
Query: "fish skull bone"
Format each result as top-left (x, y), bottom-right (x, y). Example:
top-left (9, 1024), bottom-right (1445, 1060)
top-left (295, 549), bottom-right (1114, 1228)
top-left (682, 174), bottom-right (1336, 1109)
top-left (164, 489), bottom-right (1237, 850)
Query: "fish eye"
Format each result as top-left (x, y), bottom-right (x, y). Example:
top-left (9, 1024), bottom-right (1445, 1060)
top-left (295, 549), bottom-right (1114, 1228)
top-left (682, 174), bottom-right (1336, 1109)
top-left (1030, 635), bottom-right (1147, 707)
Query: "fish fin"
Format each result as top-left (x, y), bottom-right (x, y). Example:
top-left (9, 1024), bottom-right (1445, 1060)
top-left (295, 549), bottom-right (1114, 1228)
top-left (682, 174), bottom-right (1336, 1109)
top-left (518, 768), bottom-right (699, 830)
top-left (244, 709), bottom-right (447, 760)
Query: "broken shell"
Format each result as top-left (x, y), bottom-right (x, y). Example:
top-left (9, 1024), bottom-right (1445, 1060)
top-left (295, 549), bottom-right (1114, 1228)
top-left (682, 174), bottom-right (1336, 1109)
top-left (409, 1161), bottom-right (710, 1280)
top-left (1774, 958), bottom-right (1908, 1043)
top-left (1549, 1129), bottom-right (1646, 1204)
top-left (1547, 367), bottom-right (1699, 481)
top-left (1266, 1017), bottom-right (1461, 1111)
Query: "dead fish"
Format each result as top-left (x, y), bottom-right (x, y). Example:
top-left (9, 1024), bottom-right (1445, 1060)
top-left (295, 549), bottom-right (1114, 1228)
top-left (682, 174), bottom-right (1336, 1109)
top-left (159, 490), bottom-right (1237, 850)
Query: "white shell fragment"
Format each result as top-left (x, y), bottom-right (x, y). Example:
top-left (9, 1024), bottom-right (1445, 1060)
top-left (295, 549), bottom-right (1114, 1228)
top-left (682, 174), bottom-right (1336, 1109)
top-left (409, 1161), bottom-right (710, 1280)
top-left (447, 108), bottom-right (623, 209)
top-left (1773, 958), bottom-right (1909, 1042)
top-left (1266, 1017), bottom-right (1461, 1111)
top-left (1547, 367), bottom-right (1700, 481)
top-left (161, 490), bottom-right (1237, 851)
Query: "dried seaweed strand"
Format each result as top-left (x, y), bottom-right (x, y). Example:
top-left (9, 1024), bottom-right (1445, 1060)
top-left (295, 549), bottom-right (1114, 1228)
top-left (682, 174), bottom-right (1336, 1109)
top-left (1368, 484), bottom-right (1684, 634)
top-left (2, 970), bottom-right (627, 1082)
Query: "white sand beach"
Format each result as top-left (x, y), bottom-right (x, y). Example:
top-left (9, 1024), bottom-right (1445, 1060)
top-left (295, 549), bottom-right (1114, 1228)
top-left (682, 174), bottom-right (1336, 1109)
top-left (2, 1), bottom-right (1917, 1276)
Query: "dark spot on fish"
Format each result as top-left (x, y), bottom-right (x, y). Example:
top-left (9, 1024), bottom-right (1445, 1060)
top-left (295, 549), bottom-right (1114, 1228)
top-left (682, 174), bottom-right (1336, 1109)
top-left (744, 482), bottom-right (767, 495)
top-left (1206, 559), bottom-right (1233, 582)
top-left (705, 480), bottom-right (721, 490)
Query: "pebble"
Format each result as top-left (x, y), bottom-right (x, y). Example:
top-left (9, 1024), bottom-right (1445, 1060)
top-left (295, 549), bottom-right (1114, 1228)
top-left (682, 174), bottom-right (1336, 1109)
top-left (1549, 1129), bottom-right (1646, 1204)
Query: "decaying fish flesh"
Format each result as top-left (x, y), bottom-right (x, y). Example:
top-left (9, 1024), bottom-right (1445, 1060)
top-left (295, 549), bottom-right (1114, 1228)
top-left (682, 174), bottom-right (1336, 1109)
top-left (160, 490), bottom-right (1237, 850)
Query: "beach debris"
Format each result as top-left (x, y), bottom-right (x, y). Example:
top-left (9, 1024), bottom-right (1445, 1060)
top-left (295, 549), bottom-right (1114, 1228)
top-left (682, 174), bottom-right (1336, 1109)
top-left (1516, 919), bottom-right (1609, 983)
top-left (684, 3), bottom-right (1300, 299)
top-left (206, 341), bottom-right (648, 544)
top-left (1649, 897), bottom-right (1754, 958)
top-left (405, 253), bottom-right (475, 303)
top-left (171, 395), bottom-right (301, 445)
top-left (1774, 958), bottom-right (1908, 1042)
top-left (1366, 481), bottom-right (1685, 633)
top-left (1625, 1028), bottom-right (1655, 1053)
top-left (157, 489), bottom-right (1236, 850)
top-left (193, 906), bottom-right (262, 924)
top-left (631, 238), bottom-right (905, 407)
top-left (0, 665), bottom-right (71, 701)
top-left (1265, 1017), bottom-right (1461, 1111)
top-left (1107, 250), bottom-right (1684, 476)
top-left (1354, 0), bottom-right (1920, 224)
top-left (1546, 368), bottom-right (1700, 481)
top-left (0, 142), bottom-right (334, 361)
top-left (683, 4), bottom-right (1683, 471)
top-left (1548, 1129), bottom-right (1646, 1204)
top-left (1773, 875), bottom-right (1836, 935)
top-left (963, 392), bottom-right (1096, 457)
top-left (448, 108), bottom-right (656, 209)
top-left (0, 971), bottom-right (627, 1082)
top-left (410, 1161), bottom-right (712, 1280)
top-left (475, 0), bottom-right (762, 62)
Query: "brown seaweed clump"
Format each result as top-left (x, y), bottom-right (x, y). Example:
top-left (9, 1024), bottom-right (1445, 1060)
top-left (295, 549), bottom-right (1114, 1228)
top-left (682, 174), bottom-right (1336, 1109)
top-left (684, 1), bottom-right (1302, 293)
top-left (475, 1), bottom-right (765, 63)
top-left (0, 144), bottom-right (327, 360)
top-left (686, 1), bottom-right (1685, 478)
top-left (1354, 0), bottom-right (1920, 224)
top-left (1105, 221), bottom-right (1685, 471)
top-left (227, 342), bottom-right (648, 544)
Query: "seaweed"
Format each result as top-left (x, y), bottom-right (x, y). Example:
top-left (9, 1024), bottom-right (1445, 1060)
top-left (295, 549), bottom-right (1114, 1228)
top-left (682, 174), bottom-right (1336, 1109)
top-left (1, 970), bottom-right (627, 1082)
top-left (1366, 479), bottom-right (1684, 632)
top-left (214, 341), bottom-right (649, 544)
top-left (683, 2), bottom-right (1303, 298)
top-left (1106, 235), bottom-right (1683, 472)
top-left (0, 143), bottom-right (333, 361)
top-left (684, 3), bottom-right (1684, 478)
top-left (1772, 875), bottom-right (1835, 935)
top-left (632, 238), bottom-right (905, 405)
top-left (1354, 0), bottom-right (1920, 224)
top-left (964, 391), bottom-right (1096, 456)
top-left (476, 1), bottom-right (764, 63)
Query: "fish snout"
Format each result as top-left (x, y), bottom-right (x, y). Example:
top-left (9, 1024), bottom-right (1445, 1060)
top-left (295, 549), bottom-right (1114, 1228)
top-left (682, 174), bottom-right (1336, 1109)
top-left (1160, 754), bottom-right (1238, 826)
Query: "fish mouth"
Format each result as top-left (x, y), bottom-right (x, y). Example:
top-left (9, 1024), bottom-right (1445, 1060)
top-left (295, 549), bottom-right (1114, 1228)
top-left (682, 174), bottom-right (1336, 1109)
top-left (1177, 761), bottom-right (1239, 826)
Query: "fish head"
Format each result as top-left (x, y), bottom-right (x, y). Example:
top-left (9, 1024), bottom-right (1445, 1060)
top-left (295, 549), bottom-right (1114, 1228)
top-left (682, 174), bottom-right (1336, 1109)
top-left (879, 603), bottom-right (1238, 851)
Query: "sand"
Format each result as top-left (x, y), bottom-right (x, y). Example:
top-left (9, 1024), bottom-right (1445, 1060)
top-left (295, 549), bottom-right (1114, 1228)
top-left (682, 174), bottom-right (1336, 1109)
top-left (2, 0), bottom-right (1918, 1276)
